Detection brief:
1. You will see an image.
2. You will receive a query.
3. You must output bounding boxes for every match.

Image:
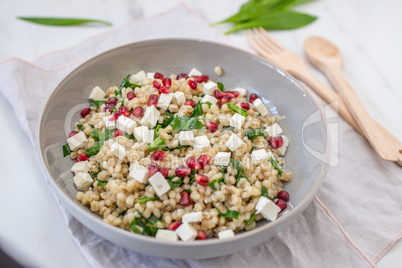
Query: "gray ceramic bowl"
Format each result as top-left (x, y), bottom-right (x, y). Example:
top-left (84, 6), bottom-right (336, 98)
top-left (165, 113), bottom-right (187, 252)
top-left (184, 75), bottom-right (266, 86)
top-left (38, 39), bottom-right (329, 259)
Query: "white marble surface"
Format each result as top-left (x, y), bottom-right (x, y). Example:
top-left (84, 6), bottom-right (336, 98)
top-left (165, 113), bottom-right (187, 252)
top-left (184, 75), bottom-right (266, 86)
top-left (0, 0), bottom-right (401, 267)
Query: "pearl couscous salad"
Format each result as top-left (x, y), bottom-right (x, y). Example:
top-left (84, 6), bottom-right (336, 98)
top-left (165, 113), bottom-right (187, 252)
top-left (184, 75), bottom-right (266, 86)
top-left (62, 68), bottom-right (291, 242)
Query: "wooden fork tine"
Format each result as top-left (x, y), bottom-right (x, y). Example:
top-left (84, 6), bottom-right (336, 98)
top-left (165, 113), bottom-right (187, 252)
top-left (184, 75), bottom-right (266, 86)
top-left (256, 27), bottom-right (284, 52)
top-left (245, 30), bottom-right (276, 56)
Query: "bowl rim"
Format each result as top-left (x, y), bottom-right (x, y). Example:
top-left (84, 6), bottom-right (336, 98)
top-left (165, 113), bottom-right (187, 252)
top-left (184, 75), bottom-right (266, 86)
top-left (37, 38), bottom-right (330, 248)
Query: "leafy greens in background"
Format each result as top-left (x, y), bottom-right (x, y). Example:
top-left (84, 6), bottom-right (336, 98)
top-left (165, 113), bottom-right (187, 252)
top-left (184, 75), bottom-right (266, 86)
top-left (17, 17), bottom-right (112, 27)
top-left (212, 0), bottom-right (317, 34)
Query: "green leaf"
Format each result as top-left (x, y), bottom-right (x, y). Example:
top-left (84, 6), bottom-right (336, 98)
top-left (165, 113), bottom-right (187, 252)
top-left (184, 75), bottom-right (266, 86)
top-left (217, 82), bottom-right (225, 92)
top-left (153, 124), bottom-right (163, 139)
top-left (89, 100), bottom-right (106, 109)
top-left (205, 101), bottom-right (213, 107)
top-left (269, 157), bottom-right (283, 176)
top-left (222, 126), bottom-right (235, 132)
top-left (137, 196), bottom-right (158, 204)
top-left (149, 136), bottom-right (166, 152)
top-left (124, 133), bottom-right (136, 140)
top-left (118, 74), bottom-right (141, 96)
top-left (169, 116), bottom-right (205, 131)
top-left (245, 212), bottom-right (256, 225)
top-left (261, 185), bottom-right (269, 198)
top-left (96, 180), bottom-right (108, 187)
top-left (167, 177), bottom-right (183, 190)
top-left (190, 102), bottom-right (204, 117)
top-left (129, 215), bottom-right (160, 237)
top-left (17, 17), bottom-right (112, 27)
top-left (117, 210), bottom-right (127, 217)
top-left (244, 128), bottom-right (265, 140)
top-left (217, 207), bottom-right (240, 219)
top-left (227, 103), bottom-right (248, 117)
top-left (162, 111), bottom-right (174, 127)
top-left (206, 177), bottom-right (224, 190)
top-left (62, 143), bottom-right (71, 157)
top-left (225, 11), bottom-right (317, 34)
top-left (189, 170), bottom-right (197, 184)
top-left (230, 158), bottom-right (250, 184)
top-left (86, 128), bottom-right (114, 157)
top-left (76, 124), bottom-right (84, 130)
top-left (89, 129), bottom-right (102, 141)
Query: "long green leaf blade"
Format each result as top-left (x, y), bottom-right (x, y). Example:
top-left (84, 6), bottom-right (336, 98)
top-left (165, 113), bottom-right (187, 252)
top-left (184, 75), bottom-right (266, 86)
top-left (17, 17), bottom-right (112, 26)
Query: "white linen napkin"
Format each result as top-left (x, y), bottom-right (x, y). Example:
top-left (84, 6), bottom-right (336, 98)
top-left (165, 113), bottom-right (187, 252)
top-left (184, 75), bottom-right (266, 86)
top-left (1, 3), bottom-right (401, 268)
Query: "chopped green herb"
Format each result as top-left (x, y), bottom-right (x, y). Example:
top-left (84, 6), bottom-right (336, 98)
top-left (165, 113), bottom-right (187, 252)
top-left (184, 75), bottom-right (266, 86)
top-left (244, 128), bottom-right (265, 139)
top-left (86, 128), bottom-right (114, 157)
top-left (161, 144), bottom-right (190, 151)
top-left (89, 128), bottom-right (102, 141)
top-left (189, 170), bottom-right (197, 184)
top-left (149, 136), bottom-right (166, 152)
top-left (167, 177), bottom-right (183, 190)
top-left (222, 126), bottom-right (235, 132)
top-left (117, 74), bottom-right (141, 96)
top-left (169, 116), bottom-right (205, 131)
top-left (217, 82), bottom-right (225, 92)
top-left (162, 111), bottom-right (174, 127)
top-left (190, 102), bottom-right (203, 117)
top-left (153, 124), bottom-right (163, 139)
top-left (89, 100), bottom-right (106, 109)
top-left (230, 158), bottom-right (250, 184)
top-left (261, 185), bottom-right (268, 198)
top-left (114, 90), bottom-right (119, 96)
top-left (205, 101), bottom-right (213, 107)
top-left (244, 212), bottom-right (255, 225)
top-left (269, 157), bottom-right (283, 176)
top-left (17, 17), bottom-right (113, 27)
top-left (217, 207), bottom-right (240, 219)
top-left (76, 124), bottom-right (84, 130)
top-left (117, 210), bottom-right (127, 217)
top-left (137, 196), bottom-right (158, 204)
top-left (62, 143), bottom-right (71, 157)
top-left (227, 103), bottom-right (248, 117)
top-left (124, 133), bottom-right (136, 140)
top-left (206, 177), bottom-right (224, 190)
top-left (128, 213), bottom-right (162, 237)
top-left (96, 180), bottom-right (108, 187)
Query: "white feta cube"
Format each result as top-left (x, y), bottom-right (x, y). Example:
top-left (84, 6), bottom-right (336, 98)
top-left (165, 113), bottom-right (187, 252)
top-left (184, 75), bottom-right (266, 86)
top-left (146, 72), bottom-right (155, 79)
top-left (229, 113), bottom-right (246, 130)
top-left (140, 106), bottom-right (160, 128)
top-left (71, 161), bottom-right (91, 174)
top-left (178, 131), bottom-right (195, 146)
top-left (203, 81), bottom-right (217, 95)
top-left (104, 115), bottom-right (116, 130)
top-left (251, 149), bottom-right (271, 164)
top-left (88, 86), bottom-right (106, 101)
top-left (128, 164), bottom-right (149, 183)
top-left (111, 141), bottom-right (126, 160)
top-left (253, 98), bottom-right (269, 116)
top-left (201, 95), bottom-right (218, 105)
top-left (225, 133), bottom-right (244, 151)
top-left (193, 135), bottom-right (210, 150)
top-left (157, 93), bottom-right (173, 110)
top-left (218, 229), bottom-right (235, 239)
top-left (116, 116), bottom-right (137, 134)
top-left (130, 70), bottom-right (147, 83)
top-left (188, 68), bottom-right (202, 77)
top-left (176, 222), bottom-right (197, 242)
top-left (67, 131), bottom-right (87, 151)
top-left (73, 172), bottom-right (93, 191)
top-left (144, 129), bottom-right (154, 144)
top-left (182, 212), bottom-right (203, 223)
top-left (214, 152), bottom-right (231, 166)
top-left (265, 123), bottom-right (283, 137)
top-left (277, 135), bottom-right (289, 156)
top-left (232, 87), bottom-right (247, 96)
top-left (155, 229), bottom-right (178, 241)
top-left (256, 196), bottom-right (281, 221)
top-left (133, 126), bottom-right (154, 143)
top-left (148, 172), bottom-right (171, 197)
top-left (171, 91), bottom-right (185, 106)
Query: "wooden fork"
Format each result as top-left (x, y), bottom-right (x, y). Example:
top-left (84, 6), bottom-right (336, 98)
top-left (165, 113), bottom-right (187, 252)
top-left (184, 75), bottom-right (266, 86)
top-left (244, 27), bottom-right (402, 165)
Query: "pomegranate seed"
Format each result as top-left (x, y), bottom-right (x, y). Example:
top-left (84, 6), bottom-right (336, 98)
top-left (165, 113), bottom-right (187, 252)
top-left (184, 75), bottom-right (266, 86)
top-left (217, 102), bottom-right (223, 108)
top-left (269, 136), bottom-right (277, 149)
top-left (275, 136), bottom-right (284, 148)
top-left (180, 191), bottom-right (191, 206)
top-left (106, 97), bottom-right (117, 105)
top-left (225, 91), bottom-right (236, 99)
top-left (153, 80), bottom-right (161, 89)
top-left (148, 163), bottom-right (160, 176)
top-left (160, 167), bottom-right (169, 178)
top-left (176, 73), bottom-right (188, 80)
top-left (76, 153), bottom-right (89, 162)
top-left (240, 103), bottom-right (250, 110)
top-left (148, 94), bottom-right (159, 107)
top-left (197, 155), bottom-right (211, 168)
top-left (205, 121), bottom-right (218, 133)
top-left (232, 91), bottom-right (240, 98)
top-left (214, 89), bottom-right (225, 99)
top-left (118, 106), bottom-right (130, 117)
top-left (168, 221), bottom-right (182, 231)
top-left (158, 86), bottom-right (170, 95)
top-left (104, 104), bottom-right (115, 113)
top-left (196, 75), bottom-right (209, 83)
top-left (126, 91), bottom-right (136, 101)
top-left (277, 190), bottom-right (290, 202)
top-left (186, 156), bottom-right (201, 171)
top-left (275, 199), bottom-right (287, 213)
top-left (184, 100), bottom-right (196, 108)
top-left (249, 93), bottom-right (258, 103)
top-left (196, 230), bottom-right (208, 240)
top-left (113, 129), bottom-right (123, 137)
top-left (80, 107), bottom-right (91, 118)
top-left (150, 150), bottom-right (166, 161)
top-left (221, 96), bottom-right (230, 104)
top-left (175, 165), bottom-right (191, 177)
top-left (133, 106), bottom-right (144, 117)
top-left (188, 79), bottom-right (197, 90)
top-left (68, 131), bottom-right (78, 138)
top-left (154, 72), bottom-right (164, 80)
top-left (162, 78), bottom-right (172, 88)
top-left (195, 174), bottom-right (209, 186)
top-left (109, 112), bottom-right (120, 121)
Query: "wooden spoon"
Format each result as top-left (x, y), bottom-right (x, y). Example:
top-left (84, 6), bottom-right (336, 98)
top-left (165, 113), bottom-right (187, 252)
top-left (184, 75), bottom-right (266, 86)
top-left (304, 36), bottom-right (402, 166)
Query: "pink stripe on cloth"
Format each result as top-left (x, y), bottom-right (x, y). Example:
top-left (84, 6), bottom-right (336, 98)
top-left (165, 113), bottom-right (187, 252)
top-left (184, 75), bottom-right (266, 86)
top-left (314, 196), bottom-right (377, 268)
top-left (373, 232), bottom-right (402, 263)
